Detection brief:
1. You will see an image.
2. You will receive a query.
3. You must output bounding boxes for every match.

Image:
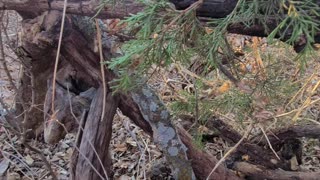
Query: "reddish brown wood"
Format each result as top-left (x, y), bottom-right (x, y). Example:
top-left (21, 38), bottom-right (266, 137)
top-left (206, 118), bottom-right (288, 170)
top-left (177, 126), bottom-right (241, 180)
top-left (234, 162), bottom-right (320, 180)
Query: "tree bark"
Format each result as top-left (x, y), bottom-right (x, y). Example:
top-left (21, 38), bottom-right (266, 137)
top-left (73, 87), bottom-right (119, 179)
top-left (234, 162), bottom-right (320, 180)
top-left (0, 0), bottom-right (237, 19)
top-left (0, 0), bottom-right (144, 19)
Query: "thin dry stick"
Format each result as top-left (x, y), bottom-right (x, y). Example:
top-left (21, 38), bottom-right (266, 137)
top-left (292, 80), bottom-right (320, 123)
top-left (51, 0), bottom-right (68, 112)
top-left (50, 110), bottom-right (106, 180)
top-left (124, 120), bottom-right (145, 179)
top-left (0, 22), bottom-right (17, 92)
top-left (304, 118), bottom-right (320, 125)
top-left (1, 148), bottom-right (35, 179)
top-left (23, 143), bottom-right (57, 180)
top-left (206, 122), bottom-right (253, 180)
top-left (276, 97), bottom-right (320, 118)
top-left (74, 109), bottom-right (87, 147)
top-left (1, 151), bottom-right (34, 180)
top-left (285, 73), bottom-right (315, 109)
top-left (4, 141), bottom-right (30, 168)
top-left (3, 92), bottom-right (57, 178)
top-left (95, 19), bottom-right (107, 122)
top-left (29, 72), bottom-right (35, 112)
top-left (139, 135), bottom-right (150, 179)
top-left (259, 124), bottom-right (281, 160)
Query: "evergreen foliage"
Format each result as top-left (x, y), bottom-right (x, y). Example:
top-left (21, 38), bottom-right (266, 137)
top-left (98, 0), bottom-right (320, 127)
top-left (104, 0), bottom-right (319, 87)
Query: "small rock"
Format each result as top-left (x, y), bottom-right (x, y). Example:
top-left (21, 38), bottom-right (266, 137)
top-left (0, 159), bottom-right (10, 176)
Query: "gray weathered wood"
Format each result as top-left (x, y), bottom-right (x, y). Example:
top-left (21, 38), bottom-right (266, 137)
top-left (74, 87), bottom-right (119, 179)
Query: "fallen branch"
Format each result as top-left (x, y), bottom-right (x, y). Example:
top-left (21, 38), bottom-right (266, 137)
top-left (177, 125), bottom-right (241, 180)
top-left (0, 0), bottom-right (144, 19)
top-left (206, 118), bottom-right (288, 170)
top-left (234, 162), bottom-right (320, 180)
top-left (263, 124), bottom-right (320, 150)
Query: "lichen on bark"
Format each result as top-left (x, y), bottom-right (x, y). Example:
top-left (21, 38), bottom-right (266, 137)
top-left (131, 85), bottom-right (195, 180)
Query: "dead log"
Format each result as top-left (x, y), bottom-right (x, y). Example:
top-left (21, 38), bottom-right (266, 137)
top-left (248, 124), bottom-right (320, 162)
top-left (267, 124), bottom-right (320, 149)
top-left (0, 0), bottom-right (144, 19)
top-left (0, 0), bottom-right (236, 19)
top-left (177, 125), bottom-right (241, 180)
top-left (118, 94), bottom-right (153, 135)
top-left (72, 87), bottom-right (119, 179)
top-left (234, 162), bottom-right (320, 180)
top-left (206, 118), bottom-right (289, 170)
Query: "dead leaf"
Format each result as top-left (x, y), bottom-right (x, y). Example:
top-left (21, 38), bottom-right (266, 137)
top-left (198, 125), bottom-right (209, 134)
top-left (114, 143), bottom-right (128, 152)
top-left (126, 139), bottom-right (137, 147)
top-left (242, 155), bottom-right (250, 161)
top-left (152, 33), bottom-right (159, 39)
top-left (25, 155), bottom-right (34, 165)
top-left (253, 110), bottom-right (274, 121)
top-left (119, 161), bottom-right (131, 169)
top-left (217, 81), bottom-right (231, 94)
top-left (205, 27), bottom-right (213, 34)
